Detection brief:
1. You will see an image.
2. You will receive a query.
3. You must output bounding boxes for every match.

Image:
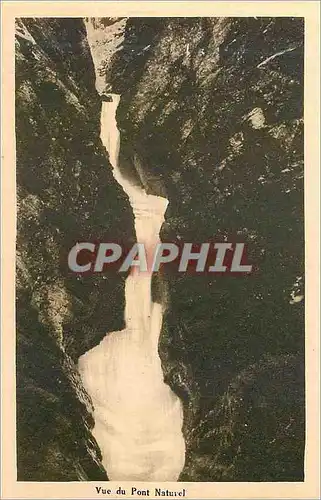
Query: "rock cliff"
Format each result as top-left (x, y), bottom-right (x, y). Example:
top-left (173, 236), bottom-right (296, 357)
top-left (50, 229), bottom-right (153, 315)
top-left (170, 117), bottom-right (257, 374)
top-left (15, 18), bottom-right (134, 480)
top-left (89, 16), bottom-right (305, 481)
top-left (16, 16), bottom-right (305, 482)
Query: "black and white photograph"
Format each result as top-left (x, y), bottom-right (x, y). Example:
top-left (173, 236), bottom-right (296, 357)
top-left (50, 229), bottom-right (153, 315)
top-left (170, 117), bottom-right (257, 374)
top-left (1, 3), bottom-right (320, 499)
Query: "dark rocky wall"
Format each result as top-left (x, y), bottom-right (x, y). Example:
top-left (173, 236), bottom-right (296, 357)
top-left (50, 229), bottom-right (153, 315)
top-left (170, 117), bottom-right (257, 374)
top-left (16, 16), bottom-right (305, 482)
top-left (104, 17), bottom-right (305, 481)
top-left (15, 18), bottom-right (134, 480)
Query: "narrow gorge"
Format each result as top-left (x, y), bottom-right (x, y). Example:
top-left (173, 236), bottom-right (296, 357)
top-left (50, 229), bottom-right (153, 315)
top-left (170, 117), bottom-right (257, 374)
top-left (16, 16), bottom-right (305, 482)
top-left (78, 93), bottom-right (185, 481)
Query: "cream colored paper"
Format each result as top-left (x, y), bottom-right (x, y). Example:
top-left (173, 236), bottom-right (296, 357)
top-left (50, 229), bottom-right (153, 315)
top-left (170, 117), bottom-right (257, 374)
top-left (1, 2), bottom-right (320, 499)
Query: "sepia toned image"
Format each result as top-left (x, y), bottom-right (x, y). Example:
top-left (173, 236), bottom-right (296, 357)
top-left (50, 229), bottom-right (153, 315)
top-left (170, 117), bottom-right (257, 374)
top-left (14, 14), bottom-right (305, 482)
top-left (1, 2), bottom-right (320, 500)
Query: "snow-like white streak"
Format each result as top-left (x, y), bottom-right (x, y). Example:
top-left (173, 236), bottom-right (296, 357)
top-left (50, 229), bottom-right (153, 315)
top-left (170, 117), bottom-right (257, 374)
top-left (78, 94), bottom-right (185, 481)
top-left (84, 19), bottom-right (128, 94)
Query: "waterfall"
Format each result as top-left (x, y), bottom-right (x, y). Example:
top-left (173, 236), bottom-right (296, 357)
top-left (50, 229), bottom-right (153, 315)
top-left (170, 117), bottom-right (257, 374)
top-left (78, 94), bottom-right (185, 481)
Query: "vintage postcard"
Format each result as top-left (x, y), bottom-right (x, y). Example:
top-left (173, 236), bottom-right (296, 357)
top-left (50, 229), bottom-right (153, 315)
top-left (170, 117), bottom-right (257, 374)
top-left (1, 1), bottom-right (320, 499)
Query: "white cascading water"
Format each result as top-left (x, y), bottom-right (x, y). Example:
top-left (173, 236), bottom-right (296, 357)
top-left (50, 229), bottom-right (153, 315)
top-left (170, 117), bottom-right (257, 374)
top-left (78, 94), bottom-right (185, 481)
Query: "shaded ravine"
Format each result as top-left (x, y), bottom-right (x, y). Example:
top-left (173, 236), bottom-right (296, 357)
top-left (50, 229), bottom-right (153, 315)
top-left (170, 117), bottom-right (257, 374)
top-left (78, 95), bottom-right (186, 481)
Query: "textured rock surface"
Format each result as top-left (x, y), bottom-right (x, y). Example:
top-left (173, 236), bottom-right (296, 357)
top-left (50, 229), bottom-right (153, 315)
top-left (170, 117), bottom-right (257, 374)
top-left (16, 16), bottom-right (305, 482)
top-left (94, 16), bottom-right (305, 481)
top-left (15, 18), bottom-right (134, 480)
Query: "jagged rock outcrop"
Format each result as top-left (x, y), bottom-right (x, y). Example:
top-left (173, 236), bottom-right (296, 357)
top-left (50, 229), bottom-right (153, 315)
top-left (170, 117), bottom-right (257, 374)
top-left (16, 16), bottom-right (305, 482)
top-left (15, 18), bottom-right (134, 480)
top-left (91, 17), bottom-right (305, 480)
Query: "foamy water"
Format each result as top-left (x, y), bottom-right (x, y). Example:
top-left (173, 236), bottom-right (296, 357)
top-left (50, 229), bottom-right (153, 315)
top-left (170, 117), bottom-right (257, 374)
top-left (78, 95), bottom-right (185, 481)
